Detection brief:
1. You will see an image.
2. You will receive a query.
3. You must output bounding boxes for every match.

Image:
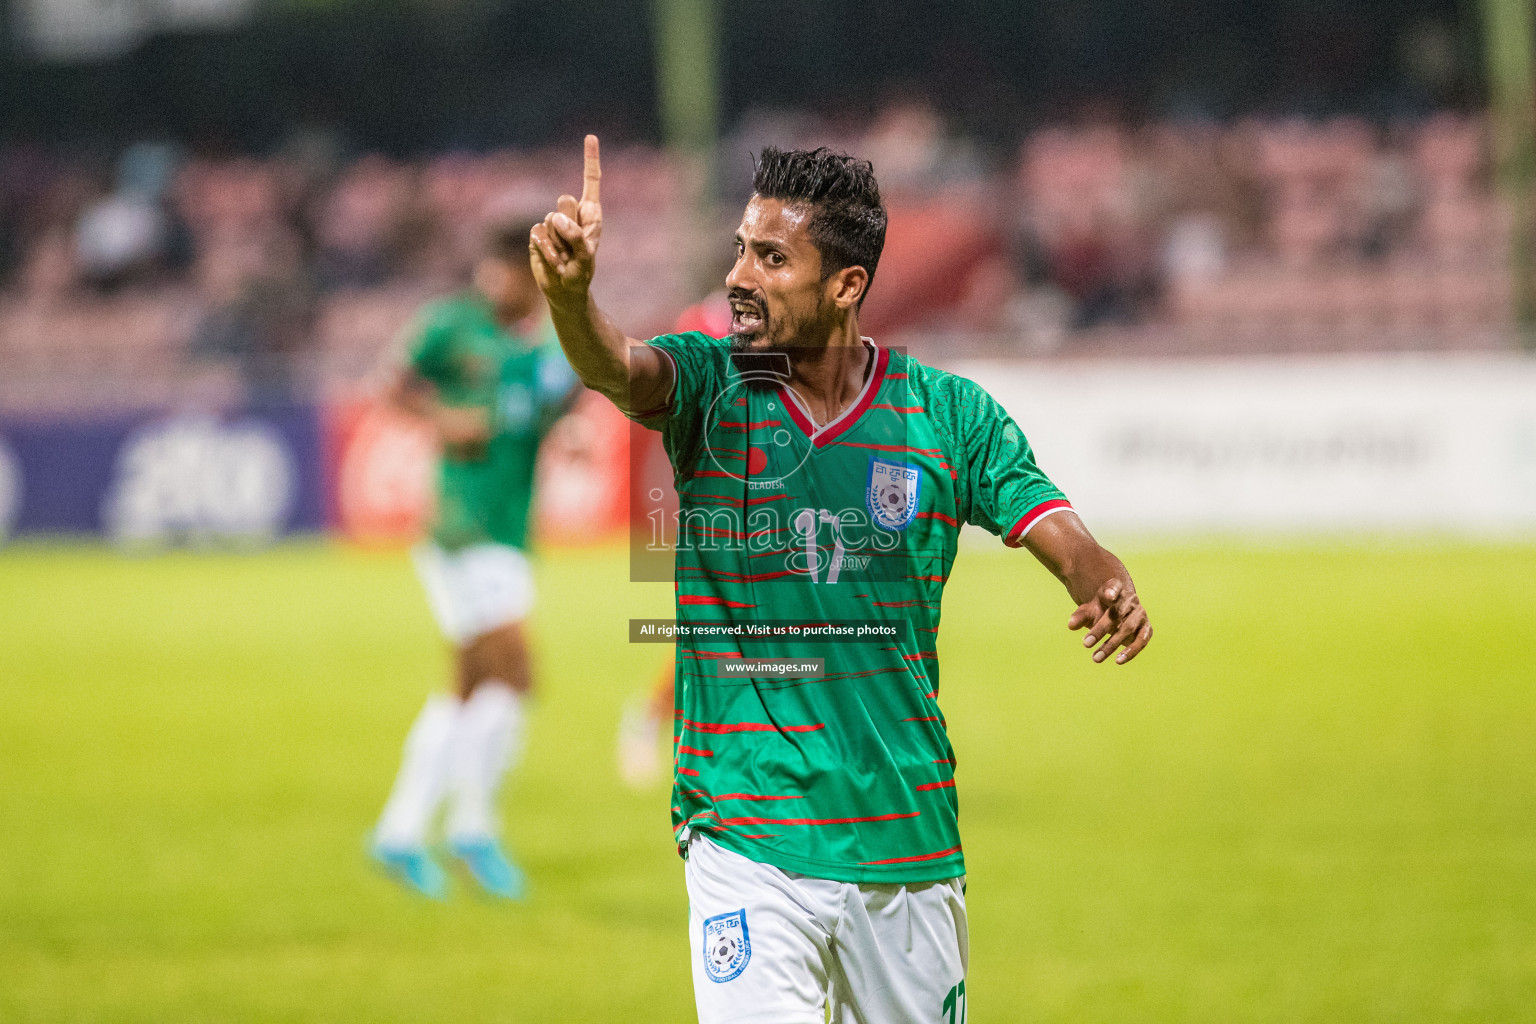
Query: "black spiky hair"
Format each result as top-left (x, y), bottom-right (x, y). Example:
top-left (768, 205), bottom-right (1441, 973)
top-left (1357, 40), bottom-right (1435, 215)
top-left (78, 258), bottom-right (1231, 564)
top-left (751, 147), bottom-right (887, 302)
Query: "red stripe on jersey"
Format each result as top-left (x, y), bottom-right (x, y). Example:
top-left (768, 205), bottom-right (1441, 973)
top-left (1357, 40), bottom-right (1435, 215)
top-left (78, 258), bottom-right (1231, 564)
top-left (678, 766), bottom-right (700, 776)
top-left (746, 493), bottom-right (791, 504)
top-left (806, 665), bottom-right (912, 684)
top-left (837, 441), bottom-right (943, 456)
top-left (679, 595), bottom-right (757, 608)
top-left (778, 345), bottom-right (891, 448)
top-left (1005, 499), bottom-right (1073, 547)
top-left (907, 575), bottom-right (947, 582)
top-left (677, 745), bottom-right (714, 757)
top-left (741, 834), bottom-right (781, 838)
top-left (933, 759), bottom-right (955, 764)
top-left (778, 390), bottom-right (816, 437)
top-left (871, 600), bottom-right (932, 608)
top-left (713, 793), bottom-right (805, 801)
top-left (683, 719), bottom-right (826, 734)
top-left (902, 716), bottom-right (943, 723)
top-left (716, 811), bottom-right (920, 827)
top-left (871, 403), bottom-right (923, 413)
top-left (716, 420), bottom-right (782, 429)
top-left (686, 568), bottom-right (804, 583)
top-left (818, 344), bottom-right (889, 446)
top-left (916, 779), bottom-right (956, 791)
top-left (687, 526), bottom-right (747, 540)
top-left (691, 470), bottom-right (743, 480)
top-left (859, 844), bottom-right (962, 866)
top-left (884, 372), bottom-right (909, 379)
top-left (916, 511), bottom-right (959, 527)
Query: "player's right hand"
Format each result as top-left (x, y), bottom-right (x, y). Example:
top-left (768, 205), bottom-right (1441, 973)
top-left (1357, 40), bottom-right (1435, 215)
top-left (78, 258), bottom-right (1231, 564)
top-left (530, 134), bottom-right (602, 310)
top-left (435, 404), bottom-right (492, 455)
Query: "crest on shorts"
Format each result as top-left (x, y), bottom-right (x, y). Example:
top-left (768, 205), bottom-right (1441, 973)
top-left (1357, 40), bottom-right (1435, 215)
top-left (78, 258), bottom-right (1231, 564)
top-left (867, 457), bottom-right (921, 530)
top-left (702, 908), bottom-right (752, 983)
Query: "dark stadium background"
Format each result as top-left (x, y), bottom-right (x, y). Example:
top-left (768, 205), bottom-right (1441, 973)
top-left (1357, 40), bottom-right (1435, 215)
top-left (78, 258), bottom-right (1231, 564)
top-left (0, 0), bottom-right (1472, 152)
top-left (1, 2), bottom-right (1532, 1022)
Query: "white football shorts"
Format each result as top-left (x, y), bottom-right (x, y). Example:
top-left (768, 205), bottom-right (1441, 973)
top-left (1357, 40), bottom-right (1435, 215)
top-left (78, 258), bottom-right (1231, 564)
top-left (411, 541), bottom-right (535, 644)
top-left (685, 833), bottom-right (970, 1024)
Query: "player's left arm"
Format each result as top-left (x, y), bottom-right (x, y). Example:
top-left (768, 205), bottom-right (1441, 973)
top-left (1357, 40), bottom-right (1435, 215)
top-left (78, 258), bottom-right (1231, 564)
top-left (1023, 511), bottom-right (1153, 665)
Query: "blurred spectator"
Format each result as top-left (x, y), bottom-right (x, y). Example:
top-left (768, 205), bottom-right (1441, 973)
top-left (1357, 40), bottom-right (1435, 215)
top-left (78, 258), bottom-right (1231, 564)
top-left (859, 99), bottom-right (984, 195)
top-left (189, 224), bottom-right (318, 405)
top-left (14, 227), bottom-right (78, 308)
top-left (73, 144), bottom-right (193, 292)
top-left (1354, 126), bottom-right (1423, 261)
top-left (0, 108), bottom-right (1520, 415)
top-left (314, 155), bottom-right (416, 288)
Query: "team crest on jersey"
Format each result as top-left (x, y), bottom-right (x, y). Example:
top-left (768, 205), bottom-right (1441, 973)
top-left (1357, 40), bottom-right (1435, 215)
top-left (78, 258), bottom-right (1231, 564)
top-left (702, 908), bottom-right (752, 983)
top-left (867, 457), bottom-right (921, 530)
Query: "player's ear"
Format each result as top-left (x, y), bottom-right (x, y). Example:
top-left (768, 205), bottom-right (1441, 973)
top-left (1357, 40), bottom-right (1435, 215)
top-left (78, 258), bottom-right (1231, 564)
top-left (827, 265), bottom-right (868, 311)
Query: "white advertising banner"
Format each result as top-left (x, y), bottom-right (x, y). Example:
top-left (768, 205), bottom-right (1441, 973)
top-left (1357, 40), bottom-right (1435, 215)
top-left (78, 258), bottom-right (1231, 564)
top-left (953, 355), bottom-right (1536, 535)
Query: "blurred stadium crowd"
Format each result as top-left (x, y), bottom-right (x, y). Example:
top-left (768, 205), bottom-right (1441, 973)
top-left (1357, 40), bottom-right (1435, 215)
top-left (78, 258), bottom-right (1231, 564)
top-left (0, 101), bottom-right (1512, 414)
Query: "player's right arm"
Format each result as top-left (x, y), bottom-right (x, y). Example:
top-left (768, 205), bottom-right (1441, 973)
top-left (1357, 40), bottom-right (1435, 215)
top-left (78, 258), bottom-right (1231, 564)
top-left (380, 304), bottom-right (491, 456)
top-left (528, 135), bottom-right (675, 418)
top-left (386, 367), bottom-right (491, 453)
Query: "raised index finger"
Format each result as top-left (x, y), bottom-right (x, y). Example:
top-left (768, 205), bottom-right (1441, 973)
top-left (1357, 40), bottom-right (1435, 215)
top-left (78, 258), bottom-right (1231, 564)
top-left (581, 134), bottom-right (601, 205)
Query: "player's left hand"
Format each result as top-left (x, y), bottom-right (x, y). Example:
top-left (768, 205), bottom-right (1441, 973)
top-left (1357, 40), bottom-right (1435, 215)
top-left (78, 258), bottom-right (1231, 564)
top-left (1068, 580), bottom-right (1152, 665)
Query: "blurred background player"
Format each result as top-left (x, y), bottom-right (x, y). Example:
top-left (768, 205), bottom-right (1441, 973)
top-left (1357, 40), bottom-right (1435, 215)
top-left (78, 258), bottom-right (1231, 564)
top-left (370, 220), bottom-right (578, 899)
top-left (617, 664), bottom-right (675, 787)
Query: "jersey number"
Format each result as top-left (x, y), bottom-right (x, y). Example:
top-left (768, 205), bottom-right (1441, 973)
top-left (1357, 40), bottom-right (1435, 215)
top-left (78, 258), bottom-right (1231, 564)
top-left (942, 980), bottom-right (967, 1024)
top-left (792, 508), bottom-right (846, 584)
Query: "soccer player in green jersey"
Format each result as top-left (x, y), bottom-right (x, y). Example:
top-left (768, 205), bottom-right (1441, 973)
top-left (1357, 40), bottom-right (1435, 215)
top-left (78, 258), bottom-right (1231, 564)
top-left (531, 138), bottom-right (1152, 1020)
top-left (371, 221), bottom-right (577, 900)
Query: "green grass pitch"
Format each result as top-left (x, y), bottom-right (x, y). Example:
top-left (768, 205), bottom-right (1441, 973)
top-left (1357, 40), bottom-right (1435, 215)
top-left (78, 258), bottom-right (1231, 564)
top-left (1, 538), bottom-right (1532, 1022)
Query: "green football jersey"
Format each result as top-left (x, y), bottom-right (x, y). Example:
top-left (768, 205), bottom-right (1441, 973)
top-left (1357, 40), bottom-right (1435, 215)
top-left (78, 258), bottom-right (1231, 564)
top-left (637, 333), bottom-right (1070, 883)
top-left (407, 293), bottom-right (576, 551)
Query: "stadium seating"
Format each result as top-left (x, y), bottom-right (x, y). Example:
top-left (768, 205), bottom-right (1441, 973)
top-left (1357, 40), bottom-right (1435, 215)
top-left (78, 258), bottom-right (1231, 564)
top-left (0, 112), bottom-right (1524, 412)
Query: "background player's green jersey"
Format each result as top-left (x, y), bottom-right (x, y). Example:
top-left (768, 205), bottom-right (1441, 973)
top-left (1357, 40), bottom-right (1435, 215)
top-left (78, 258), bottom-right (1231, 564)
top-left (407, 293), bottom-right (576, 551)
top-left (638, 333), bottom-right (1070, 883)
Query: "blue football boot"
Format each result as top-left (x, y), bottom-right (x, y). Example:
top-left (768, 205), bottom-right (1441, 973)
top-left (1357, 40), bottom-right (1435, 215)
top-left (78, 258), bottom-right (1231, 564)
top-left (371, 841), bottom-right (448, 900)
top-left (448, 836), bottom-right (526, 900)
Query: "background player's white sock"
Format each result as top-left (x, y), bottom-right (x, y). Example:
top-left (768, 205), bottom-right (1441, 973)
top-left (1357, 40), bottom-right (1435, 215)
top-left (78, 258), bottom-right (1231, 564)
top-left (374, 694), bottom-right (458, 849)
top-left (446, 680), bottom-right (524, 842)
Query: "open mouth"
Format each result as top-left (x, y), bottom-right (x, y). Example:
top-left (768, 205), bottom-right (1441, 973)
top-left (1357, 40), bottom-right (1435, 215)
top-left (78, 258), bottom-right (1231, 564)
top-left (730, 297), bottom-right (765, 335)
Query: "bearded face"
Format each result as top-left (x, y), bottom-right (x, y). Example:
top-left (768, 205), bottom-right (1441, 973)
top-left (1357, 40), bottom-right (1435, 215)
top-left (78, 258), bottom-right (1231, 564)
top-left (724, 197), bottom-right (839, 389)
top-left (727, 288), bottom-right (831, 389)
